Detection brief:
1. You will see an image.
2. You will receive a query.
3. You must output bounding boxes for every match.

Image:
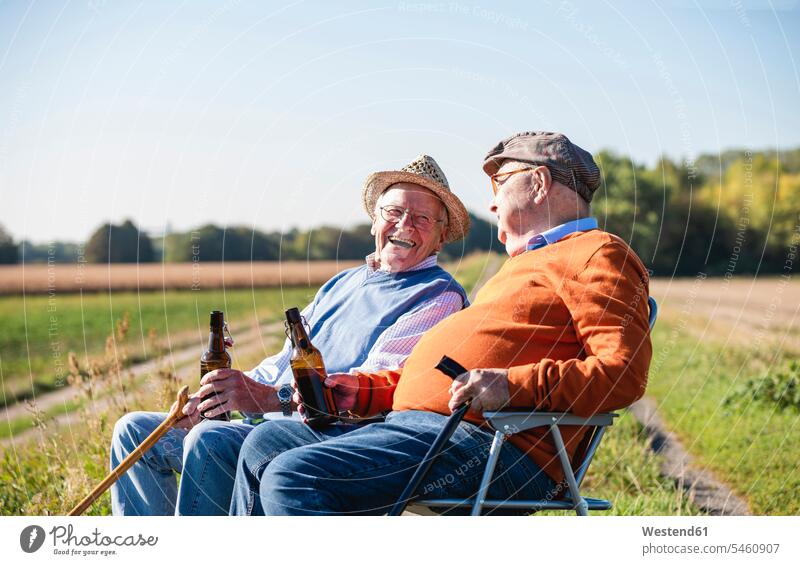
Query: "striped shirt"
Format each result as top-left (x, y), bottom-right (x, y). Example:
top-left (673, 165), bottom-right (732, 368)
top-left (245, 253), bottom-right (463, 386)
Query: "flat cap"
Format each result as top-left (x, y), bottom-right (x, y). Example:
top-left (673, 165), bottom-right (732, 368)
top-left (482, 131), bottom-right (600, 202)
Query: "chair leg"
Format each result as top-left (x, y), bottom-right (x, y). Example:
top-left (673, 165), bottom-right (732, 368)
top-left (470, 430), bottom-right (506, 516)
top-left (549, 421), bottom-right (589, 516)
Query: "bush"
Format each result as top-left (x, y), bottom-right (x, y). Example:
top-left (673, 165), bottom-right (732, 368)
top-left (724, 361), bottom-right (800, 412)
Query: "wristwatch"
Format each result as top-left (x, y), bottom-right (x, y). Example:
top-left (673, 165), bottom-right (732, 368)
top-left (277, 384), bottom-right (293, 417)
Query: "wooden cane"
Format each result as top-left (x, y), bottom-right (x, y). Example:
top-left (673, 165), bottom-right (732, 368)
top-left (68, 385), bottom-right (190, 516)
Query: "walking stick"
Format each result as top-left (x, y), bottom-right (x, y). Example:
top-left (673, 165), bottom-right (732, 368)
top-left (68, 385), bottom-right (190, 516)
top-left (388, 356), bottom-right (470, 516)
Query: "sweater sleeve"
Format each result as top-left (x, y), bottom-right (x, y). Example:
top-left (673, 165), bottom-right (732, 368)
top-left (350, 369), bottom-right (403, 417)
top-left (506, 241), bottom-right (652, 415)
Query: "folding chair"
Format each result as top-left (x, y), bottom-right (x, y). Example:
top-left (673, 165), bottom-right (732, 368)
top-left (406, 296), bottom-right (658, 516)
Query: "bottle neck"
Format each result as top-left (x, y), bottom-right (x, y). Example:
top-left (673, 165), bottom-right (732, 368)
top-left (208, 325), bottom-right (226, 352)
top-left (289, 321), bottom-right (310, 351)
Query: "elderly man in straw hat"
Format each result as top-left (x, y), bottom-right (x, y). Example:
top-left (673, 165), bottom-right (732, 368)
top-left (229, 131), bottom-right (653, 515)
top-left (110, 155), bottom-right (470, 515)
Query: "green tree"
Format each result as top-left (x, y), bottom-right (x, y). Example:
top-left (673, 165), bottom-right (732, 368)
top-left (441, 212), bottom-right (497, 261)
top-left (85, 219), bottom-right (155, 263)
top-left (0, 224), bottom-right (18, 264)
top-left (593, 150), bottom-right (665, 269)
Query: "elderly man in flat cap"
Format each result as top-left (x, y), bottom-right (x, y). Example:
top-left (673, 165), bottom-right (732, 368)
top-left (110, 155), bottom-right (471, 515)
top-left (230, 131), bottom-right (653, 516)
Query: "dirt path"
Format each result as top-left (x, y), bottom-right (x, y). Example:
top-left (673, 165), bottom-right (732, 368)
top-left (630, 397), bottom-right (751, 515)
top-left (0, 322), bottom-right (283, 449)
top-left (0, 321), bottom-right (282, 423)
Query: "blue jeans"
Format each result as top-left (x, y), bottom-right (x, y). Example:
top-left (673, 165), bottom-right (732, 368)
top-left (229, 410), bottom-right (556, 515)
top-left (110, 412), bottom-right (254, 515)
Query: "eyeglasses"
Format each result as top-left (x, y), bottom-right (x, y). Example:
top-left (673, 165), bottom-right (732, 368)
top-left (379, 205), bottom-right (444, 230)
top-left (490, 167), bottom-right (537, 195)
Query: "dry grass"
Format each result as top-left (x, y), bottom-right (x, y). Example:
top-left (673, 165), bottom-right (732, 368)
top-left (650, 276), bottom-right (800, 358)
top-left (0, 261), bottom-right (362, 295)
top-left (648, 276), bottom-right (800, 514)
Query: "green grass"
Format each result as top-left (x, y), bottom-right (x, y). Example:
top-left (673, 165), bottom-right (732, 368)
top-left (535, 411), bottom-right (699, 516)
top-left (0, 287), bottom-right (316, 407)
top-left (0, 320), bottom-right (291, 441)
top-left (645, 317), bottom-right (800, 515)
top-left (577, 411), bottom-right (700, 515)
top-left (444, 252), bottom-right (504, 297)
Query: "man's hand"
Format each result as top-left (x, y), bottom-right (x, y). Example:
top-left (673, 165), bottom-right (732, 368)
top-left (195, 369), bottom-right (278, 418)
top-left (324, 373), bottom-right (358, 411)
top-left (448, 368), bottom-right (511, 414)
top-left (172, 394), bottom-right (204, 430)
top-left (292, 373), bottom-right (358, 421)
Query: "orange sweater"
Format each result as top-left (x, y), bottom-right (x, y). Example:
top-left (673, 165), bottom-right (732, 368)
top-left (352, 229), bottom-right (652, 483)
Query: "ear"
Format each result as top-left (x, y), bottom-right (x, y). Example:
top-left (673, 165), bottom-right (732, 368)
top-left (370, 215), bottom-right (377, 237)
top-left (531, 166), bottom-right (552, 205)
top-left (434, 224), bottom-right (448, 253)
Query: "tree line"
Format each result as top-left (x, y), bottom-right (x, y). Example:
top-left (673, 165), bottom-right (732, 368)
top-left (4, 147), bottom-right (798, 276)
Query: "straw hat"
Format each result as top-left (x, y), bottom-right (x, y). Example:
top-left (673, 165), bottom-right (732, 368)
top-left (362, 154), bottom-right (470, 243)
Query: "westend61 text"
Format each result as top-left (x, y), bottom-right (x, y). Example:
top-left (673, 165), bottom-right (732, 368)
top-left (642, 526), bottom-right (708, 537)
top-left (49, 525), bottom-right (158, 547)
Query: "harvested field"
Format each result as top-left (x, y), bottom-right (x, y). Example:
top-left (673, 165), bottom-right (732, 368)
top-left (0, 261), bottom-right (361, 295)
top-left (650, 276), bottom-right (800, 357)
top-left (647, 276), bottom-right (800, 514)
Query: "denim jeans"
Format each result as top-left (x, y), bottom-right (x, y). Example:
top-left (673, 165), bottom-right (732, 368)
top-left (110, 411), bottom-right (254, 515)
top-left (229, 410), bottom-right (556, 515)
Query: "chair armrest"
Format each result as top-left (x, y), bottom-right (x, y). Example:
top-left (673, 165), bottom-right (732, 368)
top-left (483, 411), bottom-right (617, 433)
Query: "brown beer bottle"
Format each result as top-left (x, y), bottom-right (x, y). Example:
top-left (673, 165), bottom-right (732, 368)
top-left (285, 307), bottom-right (338, 428)
top-left (199, 310), bottom-right (232, 421)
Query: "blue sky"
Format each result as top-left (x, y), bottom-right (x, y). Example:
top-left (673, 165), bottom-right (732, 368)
top-left (1, 0), bottom-right (798, 243)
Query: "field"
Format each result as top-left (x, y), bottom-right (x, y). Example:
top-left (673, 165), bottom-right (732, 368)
top-left (647, 277), bottom-right (800, 515)
top-left (0, 255), bottom-right (493, 422)
top-left (0, 287), bottom-right (316, 407)
top-left (0, 261), bottom-right (362, 295)
top-left (0, 264), bottom-right (796, 515)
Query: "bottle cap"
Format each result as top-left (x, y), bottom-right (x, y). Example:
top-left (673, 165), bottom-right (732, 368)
top-left (285, 307), bottom-right (301, 324)
top-left (210, 311), bottom-right (224, 327)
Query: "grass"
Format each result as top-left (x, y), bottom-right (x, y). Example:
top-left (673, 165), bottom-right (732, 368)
top-left (0, 287), bottom-right (316, 407)
top-left (576, 411), bottom-right (700, 515)
top-left (0, 320), bottom-right (270, 516)
top-left (444, 252), bottom-right (504, 297)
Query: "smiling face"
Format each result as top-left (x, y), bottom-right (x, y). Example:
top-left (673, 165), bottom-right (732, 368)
top-left (371, 183), bottom-right (448, 272)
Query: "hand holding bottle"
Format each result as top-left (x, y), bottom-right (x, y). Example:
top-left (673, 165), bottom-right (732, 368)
top-left (293, 373), bottom-right (357, 420)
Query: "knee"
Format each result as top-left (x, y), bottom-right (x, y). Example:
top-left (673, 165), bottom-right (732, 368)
top-left (258, 448), bottom-right (322, 514)
top-left (112, 412), bottom-right (151, 448)
top-left (238, 421), bottom-right (295, 472)
top-left (183, 420), bottom-right (230, 456)
top-left (261, 449), bottom-right (314, 492)
top-left (264, 448), bottom-right (305, 480)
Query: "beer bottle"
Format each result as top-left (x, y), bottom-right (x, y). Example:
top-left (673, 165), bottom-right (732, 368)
top-left (285, 307), bottom-right (338, 428)
top-left (199, 310), bottom-right (232, 421)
